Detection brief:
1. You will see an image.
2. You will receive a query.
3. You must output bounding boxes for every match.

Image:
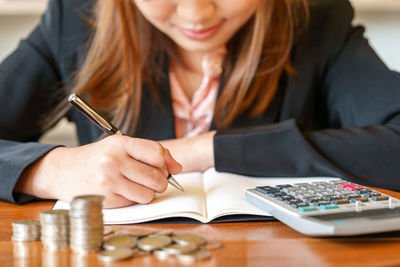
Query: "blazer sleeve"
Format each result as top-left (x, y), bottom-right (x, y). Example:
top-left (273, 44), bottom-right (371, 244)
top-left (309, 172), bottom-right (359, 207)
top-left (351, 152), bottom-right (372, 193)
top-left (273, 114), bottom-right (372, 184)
top-left (214, 0), bottom-right (400, 191)
top-left (0, 0), bottom-right (65, 203)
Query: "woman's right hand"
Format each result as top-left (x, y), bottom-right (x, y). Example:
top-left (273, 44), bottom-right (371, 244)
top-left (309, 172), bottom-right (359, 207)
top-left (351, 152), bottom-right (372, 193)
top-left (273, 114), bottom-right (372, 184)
top-left (14, 135), bottom-right (182, 208)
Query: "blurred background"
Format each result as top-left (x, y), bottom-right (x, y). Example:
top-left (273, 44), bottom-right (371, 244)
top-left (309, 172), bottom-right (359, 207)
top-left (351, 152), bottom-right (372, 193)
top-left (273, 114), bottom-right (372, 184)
top-left (0, 0), bottom-right (399, 146)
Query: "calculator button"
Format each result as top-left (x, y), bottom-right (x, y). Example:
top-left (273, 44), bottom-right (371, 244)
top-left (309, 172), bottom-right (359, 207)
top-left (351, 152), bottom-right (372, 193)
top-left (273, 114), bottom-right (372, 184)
top-left (343, 193), bottom-right (361, 199)
top-left (277, 195), bottom-right (294, 202)
top-left (351, 197), bottom-right (369, 203)
top-left (317, 192), bottom-right (331, 198)
top-left (255, 186), bottom-right (278, 195)
top-left (354, 188), bottom-right (372, 194)
top-left (275, 184), bottom-right (292, 190)
top-left (268, 192), bottom-right (286, 198)
top-left (298, 206), bottom-right (317, 212)
top-left (316, 201), bottom-right (331, 206)
top-left (372, 195), bottom-right (389, 201)
top-left (338, 182), bottom-right (354, 188)
top-left (345, 185), bottom-right (365, 191)
top-left (291, 203), bottom-right (309, 208)
top-left (332, 199), bottom-right (350, 205)
top-left (319, 204), bottom-right (338, 210)
top-left (328, 180), bottom-right (343, 185)
top-left (298, 194), bottom-right (312, 200)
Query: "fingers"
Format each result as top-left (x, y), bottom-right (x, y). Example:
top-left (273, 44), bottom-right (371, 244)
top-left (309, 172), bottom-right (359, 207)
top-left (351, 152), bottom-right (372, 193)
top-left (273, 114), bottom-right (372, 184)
top-left (119, 158), bottom-right (168, 193)
top-left (95, 136), bottom-right (183, 208)
top-left (113, 174), bottom-right (156, 204)
top-left (164, 149), bottom-right (182, 175)
top-left (103, 194), bottom-right (136, 209)
top-left (121, 137), bottom-right (167, 169)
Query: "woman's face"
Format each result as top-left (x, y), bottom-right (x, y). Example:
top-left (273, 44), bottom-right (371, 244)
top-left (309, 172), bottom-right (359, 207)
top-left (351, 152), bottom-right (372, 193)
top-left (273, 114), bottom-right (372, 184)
top-left (134, 0), bottom-right (260, 53)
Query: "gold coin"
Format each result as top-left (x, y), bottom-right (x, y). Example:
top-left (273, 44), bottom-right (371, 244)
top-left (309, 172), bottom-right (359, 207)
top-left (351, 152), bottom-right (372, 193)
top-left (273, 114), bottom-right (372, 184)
top-left (120, 227), bottom-right (154, 237)
top-left (98, 249), bottom-right (133, 262)
top-left (162, 243), bottom-right (197, 255)
top-left (103, 234), bottom-right (137, 250)
top-left (137, 234), bottom-right (172, 251)
top-left (177, 249), bottom-right (211, 264)
top-left (155, 229), bottom-right (174, 236)
top-left (173, 234), bottom-right (206, 246)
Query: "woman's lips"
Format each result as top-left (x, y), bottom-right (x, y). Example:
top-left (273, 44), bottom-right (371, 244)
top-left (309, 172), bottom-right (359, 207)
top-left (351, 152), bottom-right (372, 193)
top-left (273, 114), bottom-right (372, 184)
top-left (179, 22), bottom-right (223, 40)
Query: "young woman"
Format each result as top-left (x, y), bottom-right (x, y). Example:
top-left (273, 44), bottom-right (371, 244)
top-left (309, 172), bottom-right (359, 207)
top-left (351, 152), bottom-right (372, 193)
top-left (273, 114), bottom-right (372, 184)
top-left (0, 0), bottom-right (399, 208)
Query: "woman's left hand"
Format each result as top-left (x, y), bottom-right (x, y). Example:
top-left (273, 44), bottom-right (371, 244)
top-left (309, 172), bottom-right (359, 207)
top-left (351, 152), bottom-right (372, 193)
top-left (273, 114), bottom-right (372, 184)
top-left (160, 131), bottom-right (216, 173)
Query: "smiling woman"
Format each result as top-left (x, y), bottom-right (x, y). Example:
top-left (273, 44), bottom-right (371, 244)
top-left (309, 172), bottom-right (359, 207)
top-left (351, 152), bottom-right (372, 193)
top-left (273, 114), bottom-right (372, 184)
top-left (71, 0), bottom-right (308, 135)
top-left (1, 0), bottom-right (400, 208)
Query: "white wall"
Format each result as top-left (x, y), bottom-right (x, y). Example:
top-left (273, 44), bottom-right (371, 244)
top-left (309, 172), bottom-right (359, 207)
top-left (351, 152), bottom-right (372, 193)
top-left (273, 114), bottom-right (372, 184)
top-left (0, 7), bottom-right (399, 146)
top-left (353, 10), bottom-right (400, 72)
top-left (0, 16), bottom-right (40, 61)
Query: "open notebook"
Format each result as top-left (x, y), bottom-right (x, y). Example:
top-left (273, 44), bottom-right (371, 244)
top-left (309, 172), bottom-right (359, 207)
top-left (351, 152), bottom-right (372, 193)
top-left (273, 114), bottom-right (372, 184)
top-left (53, 168), bottom-right (336, 224)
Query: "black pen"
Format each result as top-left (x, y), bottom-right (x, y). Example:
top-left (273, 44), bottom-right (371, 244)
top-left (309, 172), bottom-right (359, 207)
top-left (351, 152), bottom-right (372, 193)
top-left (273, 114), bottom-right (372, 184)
top-left (68, 93), bottom-right (184, 192)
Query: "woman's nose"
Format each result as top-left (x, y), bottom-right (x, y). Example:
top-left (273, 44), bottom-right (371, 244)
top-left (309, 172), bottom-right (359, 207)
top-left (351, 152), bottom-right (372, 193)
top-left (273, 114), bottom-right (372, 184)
top-left (176, 0), bottom-right (216, 24)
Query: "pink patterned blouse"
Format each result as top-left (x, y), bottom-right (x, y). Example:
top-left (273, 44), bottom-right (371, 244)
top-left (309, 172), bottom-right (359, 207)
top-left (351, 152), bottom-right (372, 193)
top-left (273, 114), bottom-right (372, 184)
top-left (170, 48), bottom-right (226, 138)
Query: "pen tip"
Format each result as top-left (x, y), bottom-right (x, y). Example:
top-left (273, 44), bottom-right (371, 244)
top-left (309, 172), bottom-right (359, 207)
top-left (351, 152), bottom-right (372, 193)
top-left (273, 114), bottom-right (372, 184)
top-left (68, 93), bottom-right (77, 103)
top-left (167, 175), bottom-right (185, 192)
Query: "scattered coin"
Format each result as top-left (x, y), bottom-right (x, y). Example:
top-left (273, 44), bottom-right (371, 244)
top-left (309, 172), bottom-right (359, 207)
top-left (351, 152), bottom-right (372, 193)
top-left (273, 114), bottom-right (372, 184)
top-left (12, 194), bottom-right (223, 263)
top-left (137, 234), bottom-right (172, 251)
top-left (103, 234), bottom-right (137, 250)
top-left (162, 243), bottom-right (198, 255)
top-left (98, 249), bottom-right (134, 262)
top-left (153, 249), bottom-right (170, 260)
top-left (173, 234), bottom-right (207, 247)
top-left (120, 227), bottom-right (154, 237)
top-left (132, 248), bottom-right (151, 257)
top-left (177, 249), bottom-right (211, 264)
top-left (155, 229), bottom-right (174, 236)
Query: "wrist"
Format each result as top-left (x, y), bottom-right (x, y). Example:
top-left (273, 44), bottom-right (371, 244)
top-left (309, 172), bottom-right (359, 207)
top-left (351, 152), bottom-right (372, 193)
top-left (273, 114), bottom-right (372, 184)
top-left (15, 147), bottom-right (67, 199)
top-left (195, 131), bottom-right (216, 171)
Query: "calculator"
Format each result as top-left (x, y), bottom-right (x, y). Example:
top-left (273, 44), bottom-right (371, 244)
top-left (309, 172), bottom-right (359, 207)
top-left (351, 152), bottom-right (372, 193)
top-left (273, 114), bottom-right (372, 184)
top-left (245, 179), bottom-right (400, 236)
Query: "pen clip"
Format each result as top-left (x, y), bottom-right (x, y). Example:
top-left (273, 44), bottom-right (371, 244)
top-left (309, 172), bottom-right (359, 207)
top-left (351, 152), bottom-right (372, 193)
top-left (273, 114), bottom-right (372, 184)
top-left (68, 94), bottom-right (121, 135)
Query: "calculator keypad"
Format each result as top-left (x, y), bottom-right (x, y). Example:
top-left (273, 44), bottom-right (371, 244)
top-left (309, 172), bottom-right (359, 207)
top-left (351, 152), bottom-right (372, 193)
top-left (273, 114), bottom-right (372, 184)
top-left (255, 180), bottom-right (399, 215)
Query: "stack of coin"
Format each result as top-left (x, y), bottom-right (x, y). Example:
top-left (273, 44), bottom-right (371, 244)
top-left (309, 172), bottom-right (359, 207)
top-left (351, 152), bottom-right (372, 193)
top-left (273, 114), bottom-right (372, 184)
top-left (40, 209), bottom-right (69, 250)
top-left (11, 220), bottom-right (41, 242)
top-left (97, 228), bottom-right (222, 263)
top-left (69, 195), bottom-right (104, 253)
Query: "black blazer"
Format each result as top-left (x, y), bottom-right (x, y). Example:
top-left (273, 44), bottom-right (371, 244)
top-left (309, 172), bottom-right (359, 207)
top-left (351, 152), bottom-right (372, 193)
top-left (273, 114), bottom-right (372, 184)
top-left (1, 0), bottom-right (400, 204)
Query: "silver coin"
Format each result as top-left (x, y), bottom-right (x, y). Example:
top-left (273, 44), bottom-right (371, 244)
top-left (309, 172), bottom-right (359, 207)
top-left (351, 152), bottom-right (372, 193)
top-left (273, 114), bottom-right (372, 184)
top-left (12, 220), bottom-right (41, 228)
top-left (132, 248), bottom-right (150, 257)
top-left (162, 243), bottom-right (198, 255)
top-left (69, 194), bottom-right (104, 253)
top-left (137, 234), bottom-right (172, 251)
top-left (173, 234), bottom-right (206, 246)
top-left (203, 241), bottom-right (222, 250)
top-left (177, 249), bottom-right (211, 264)
top-left (103, 234), bottom-right (137, 250)
top-left (11, 236), bottom-right (41, 242)
top-left (153, 249), bottom-right (170, 260)
top-left (98, 249), bottom-right (134, 262)
top-left (40, 210), bottom-right (69, 224)
top-left (12, 220), bottom-right (41, 242)
top-left (120, 227), bottom-right (154, 237)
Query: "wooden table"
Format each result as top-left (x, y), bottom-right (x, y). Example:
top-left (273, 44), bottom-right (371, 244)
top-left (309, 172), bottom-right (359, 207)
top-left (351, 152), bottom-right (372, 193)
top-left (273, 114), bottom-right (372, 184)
top-left (1, 188), bottom-right (400, 267)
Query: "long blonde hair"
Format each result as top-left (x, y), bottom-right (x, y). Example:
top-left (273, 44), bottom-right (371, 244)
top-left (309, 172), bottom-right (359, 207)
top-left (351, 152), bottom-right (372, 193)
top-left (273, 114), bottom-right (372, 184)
top-left (71, 0), bottom-right (308, 135)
